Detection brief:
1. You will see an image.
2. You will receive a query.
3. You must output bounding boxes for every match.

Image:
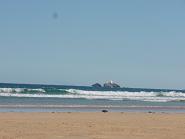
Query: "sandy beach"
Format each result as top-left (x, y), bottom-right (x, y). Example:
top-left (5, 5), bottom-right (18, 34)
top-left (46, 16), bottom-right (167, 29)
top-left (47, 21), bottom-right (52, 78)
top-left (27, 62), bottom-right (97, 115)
top-left (0, 112), bottom-right (184, 139)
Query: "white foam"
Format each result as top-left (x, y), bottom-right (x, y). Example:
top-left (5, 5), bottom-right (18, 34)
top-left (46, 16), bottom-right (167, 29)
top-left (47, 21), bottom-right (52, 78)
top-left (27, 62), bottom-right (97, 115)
top-left (163, 91), bottom-right (185, 97)
top-left (27, 88), bottom-right (46, 92)
top-left (0, 88), bottom-right (45, 93)
top-left (65, 89), bottom-right (185, 102)
top-left (0, 88), bottom-right (24, 93)
top-left (0, 88), bottom-right (185, 102)
top-left (67, 89), bottom-right (156, 96)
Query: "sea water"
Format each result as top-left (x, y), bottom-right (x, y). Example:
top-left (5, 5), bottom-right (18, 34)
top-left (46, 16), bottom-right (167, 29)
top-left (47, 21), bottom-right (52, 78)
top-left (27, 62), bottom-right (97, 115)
top-left (0, 83), bottom-right (185, 112)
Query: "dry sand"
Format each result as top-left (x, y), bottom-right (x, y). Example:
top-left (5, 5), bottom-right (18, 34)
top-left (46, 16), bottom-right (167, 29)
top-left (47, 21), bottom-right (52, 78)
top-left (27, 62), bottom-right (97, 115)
top-left (0, 112), bottom-right (185, 139)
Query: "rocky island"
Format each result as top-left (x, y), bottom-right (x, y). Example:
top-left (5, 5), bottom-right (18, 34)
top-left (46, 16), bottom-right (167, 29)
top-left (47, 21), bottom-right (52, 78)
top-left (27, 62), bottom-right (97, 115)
top-left (103, 81), bottom-right (120, 88)
top-left (92, 81), bottom-right (121, 88)
top-left (92, 83), bottom-right (102, 88)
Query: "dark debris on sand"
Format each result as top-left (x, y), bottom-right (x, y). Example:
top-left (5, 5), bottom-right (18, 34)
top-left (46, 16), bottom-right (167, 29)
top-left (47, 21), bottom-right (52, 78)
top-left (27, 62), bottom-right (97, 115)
top-left (102, 110), bottom-right (108, 113)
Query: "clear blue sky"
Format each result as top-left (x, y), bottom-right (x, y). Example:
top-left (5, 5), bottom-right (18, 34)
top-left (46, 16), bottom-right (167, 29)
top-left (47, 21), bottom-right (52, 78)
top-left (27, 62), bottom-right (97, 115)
top-left (0, 0), bottom-right (185, 89)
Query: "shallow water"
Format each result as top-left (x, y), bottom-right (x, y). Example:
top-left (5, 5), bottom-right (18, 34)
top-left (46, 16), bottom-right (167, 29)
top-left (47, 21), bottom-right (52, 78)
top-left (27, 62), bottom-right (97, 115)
top-left (0, 83), bottom-right (185, 112)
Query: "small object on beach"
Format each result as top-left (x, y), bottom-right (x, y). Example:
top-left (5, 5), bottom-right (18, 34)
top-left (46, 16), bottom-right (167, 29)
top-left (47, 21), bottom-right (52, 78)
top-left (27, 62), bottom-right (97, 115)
top-left (148, 111), bottom-right (155, 114)
top-left (102, 110), bottom-right (108, 113)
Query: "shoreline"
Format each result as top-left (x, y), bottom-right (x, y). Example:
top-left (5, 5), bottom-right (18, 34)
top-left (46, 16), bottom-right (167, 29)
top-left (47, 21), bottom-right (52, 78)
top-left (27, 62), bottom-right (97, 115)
top-left (1, 105), bottom-right (185, 113)
top-left (0, 112), bottom-right (185, 139)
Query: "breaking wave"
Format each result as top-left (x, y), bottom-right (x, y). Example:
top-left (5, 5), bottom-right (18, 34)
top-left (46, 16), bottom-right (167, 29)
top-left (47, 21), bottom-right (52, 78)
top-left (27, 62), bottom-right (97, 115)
top-left (0, 88), bottom-right (45, 93)
top-left (0, 88), bottom-right (185, 102)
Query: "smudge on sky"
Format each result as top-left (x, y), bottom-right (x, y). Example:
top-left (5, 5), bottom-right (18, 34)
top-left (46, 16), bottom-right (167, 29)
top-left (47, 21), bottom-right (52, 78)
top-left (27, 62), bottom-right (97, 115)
top-left (52, 12), bottom-right (58, 19)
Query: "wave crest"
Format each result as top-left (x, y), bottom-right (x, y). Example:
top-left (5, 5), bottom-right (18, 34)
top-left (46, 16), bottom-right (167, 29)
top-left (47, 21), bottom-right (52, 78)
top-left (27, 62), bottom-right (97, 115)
top-left (0, 88), bottom-right (45, 93)
top-left (0, 88), bottom-right (185, 102)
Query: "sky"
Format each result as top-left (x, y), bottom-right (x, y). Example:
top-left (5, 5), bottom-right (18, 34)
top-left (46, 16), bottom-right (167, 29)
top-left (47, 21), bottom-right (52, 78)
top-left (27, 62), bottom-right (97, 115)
top-left (0, 0), bottom-right (185, 89)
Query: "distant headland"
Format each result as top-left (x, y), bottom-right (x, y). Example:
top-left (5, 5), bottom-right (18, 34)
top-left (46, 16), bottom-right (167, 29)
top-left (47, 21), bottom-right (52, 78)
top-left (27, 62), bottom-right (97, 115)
top-left (92, 81), bottom-right (121, 88)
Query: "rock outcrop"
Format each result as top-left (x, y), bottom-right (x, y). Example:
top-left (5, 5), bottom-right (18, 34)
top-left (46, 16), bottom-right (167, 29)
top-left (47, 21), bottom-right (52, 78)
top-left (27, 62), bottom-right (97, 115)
top-left (92, 83), bottom-right (102, 88)
top-left (92, 81), bottom-right (121, 88)
top-left (103, 81), bottom-right (120, 88)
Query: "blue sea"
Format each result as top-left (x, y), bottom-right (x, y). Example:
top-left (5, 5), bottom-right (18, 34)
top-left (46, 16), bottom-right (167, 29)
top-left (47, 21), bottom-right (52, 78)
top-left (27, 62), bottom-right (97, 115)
top-left (0, 83), bottom-right (185, 112)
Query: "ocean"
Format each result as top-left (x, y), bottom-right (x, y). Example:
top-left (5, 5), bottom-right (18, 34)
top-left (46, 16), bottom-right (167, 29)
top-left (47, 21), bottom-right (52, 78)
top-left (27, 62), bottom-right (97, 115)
top-left (0, 83), bottom-right (185, 112)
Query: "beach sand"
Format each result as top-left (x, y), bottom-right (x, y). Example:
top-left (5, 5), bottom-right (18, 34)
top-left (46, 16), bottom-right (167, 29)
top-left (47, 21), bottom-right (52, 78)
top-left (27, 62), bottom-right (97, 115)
top-left (0, 112), bottom-right (185, 139)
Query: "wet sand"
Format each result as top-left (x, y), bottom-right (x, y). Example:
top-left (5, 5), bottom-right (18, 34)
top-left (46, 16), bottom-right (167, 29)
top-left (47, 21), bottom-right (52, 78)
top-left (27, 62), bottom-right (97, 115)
top-left (0, 112), bottom-right (185, 139)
